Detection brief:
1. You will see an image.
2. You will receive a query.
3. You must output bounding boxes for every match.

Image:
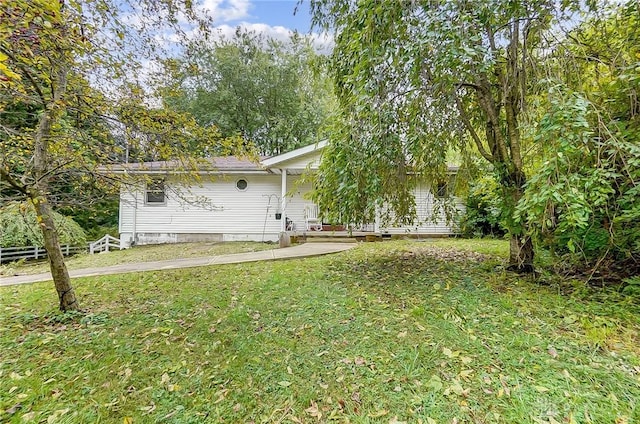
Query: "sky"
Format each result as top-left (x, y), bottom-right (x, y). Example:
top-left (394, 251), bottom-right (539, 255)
top-left (115, 0), bottom-right (330, 93)
top-left (198, 0), bottom-right (322, 43)
top-left (229, 0), bottom-right (313, 32)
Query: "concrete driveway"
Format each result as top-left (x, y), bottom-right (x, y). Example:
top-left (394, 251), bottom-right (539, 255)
top-left (0, 242), bottom-right (357, 287)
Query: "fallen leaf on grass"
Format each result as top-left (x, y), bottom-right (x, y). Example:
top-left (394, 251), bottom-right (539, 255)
top-left (426, 375), bottom-right (443, 391)
top-left (161, 373), bottom-right (170, 385)
top-left (6, 403), bottom-right (22, 415)
top-left (21, 411), bottom-right (36, 422)
top-left (305, 402), bottom-right (322, 420)
top-left (442, 347), bottom-right (460, 358)
top-left (459, 369), bottom-right (474, 379)
top-left (534, 386), bottom-right (549, 393)
top-left (139, 403), bottom-right (156, 414)
top-left (389, 416), bottom-right (407, 424)
top-left (444, 380), bottom-right (469, 397)
top-left (46, 408), bottom-right (69, 423)
top-left (368, 410), bottom-right (388, 418)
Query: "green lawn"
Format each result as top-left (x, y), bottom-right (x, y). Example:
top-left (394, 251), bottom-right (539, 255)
top-left (0, 241), bottom-right (274, 276)
top-left (1, 240), bottom-right (638, 423)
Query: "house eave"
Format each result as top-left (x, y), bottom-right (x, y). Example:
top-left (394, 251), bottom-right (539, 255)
top-left (261, 140), bottom-right (328, 167)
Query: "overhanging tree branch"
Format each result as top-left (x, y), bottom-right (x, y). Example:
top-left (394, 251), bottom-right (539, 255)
top-left (454, 93), bottom-right (493, 163)
top-left (0, 46), bottom-right (47, 106)
top-left (0, 166), bottom-right (29, 194)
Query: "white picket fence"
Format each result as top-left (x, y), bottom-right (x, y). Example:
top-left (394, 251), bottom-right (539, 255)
top-left (0, 235), bottom-right (122, 264)
top-left (89, 234), bottom-right (122, 254)
top-left (0, 244), bottom-right (87, 264)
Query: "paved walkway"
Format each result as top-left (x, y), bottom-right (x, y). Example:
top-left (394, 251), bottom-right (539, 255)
top-left (0, 242), bottom-right (357, 287)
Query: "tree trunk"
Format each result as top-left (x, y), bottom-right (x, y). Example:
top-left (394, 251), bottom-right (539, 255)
top-left (30, 58), bottom-right (79, 311)
top-left (31, 194), bottom-right (80, 311)
top-left (504, 170), bottom-right (535, 273)
top-left (508, 233), bottom-right (535, 273)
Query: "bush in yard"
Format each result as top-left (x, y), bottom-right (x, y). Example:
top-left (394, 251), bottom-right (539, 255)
top-left (459, 174), bottom-right (507, 238)
top-left (0, 202), bottom-right (86, 248)
top-left (515, 6), bottom-right (640, 279)
top-left (516, 92), bottom-right (640, 278)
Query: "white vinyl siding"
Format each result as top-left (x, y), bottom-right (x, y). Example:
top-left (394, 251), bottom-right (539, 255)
top-left (379, 182), bottom-right (463, 235)
top-left (119, 174), bottom-right (312, 244)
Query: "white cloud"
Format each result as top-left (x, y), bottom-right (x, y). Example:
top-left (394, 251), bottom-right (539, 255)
top-left (210, 22), bottom-right (334, 54)
top-left (197, 0), bottom-right (251, 22)
top-left (120, 0), bottom-right (251, 31)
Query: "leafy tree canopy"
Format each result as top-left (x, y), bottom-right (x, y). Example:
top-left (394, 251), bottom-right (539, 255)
top-left (160, 29), bottom-right (336, 155)
top-left (517, 3), bottom-right (640, 274)
top-left (308, 0), bottom-right (589, 270)
top-left (0, 0), bottom-right (246, 310)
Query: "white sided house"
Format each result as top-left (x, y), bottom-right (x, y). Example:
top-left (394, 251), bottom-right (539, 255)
top-left (113, 141), bottom-right (460, 247)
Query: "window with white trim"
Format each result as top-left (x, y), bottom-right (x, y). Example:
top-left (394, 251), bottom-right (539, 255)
top-left (145, 179), bottom-right (166, 205)
top-left (435, 175), bottom-right (457, 198)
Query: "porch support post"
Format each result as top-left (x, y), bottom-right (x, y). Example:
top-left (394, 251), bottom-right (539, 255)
top-left (280, 169), bottom-right (287, 232)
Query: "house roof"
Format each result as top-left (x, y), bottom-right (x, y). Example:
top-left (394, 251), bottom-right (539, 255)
top-left (261, 140), bottom-right (327, 168)
top-left (104, 141), bottom-right (328, 175)
top-left (103, 141), bottom-right (458, 176)
top-left (104, 155), bottom-right (266, 175)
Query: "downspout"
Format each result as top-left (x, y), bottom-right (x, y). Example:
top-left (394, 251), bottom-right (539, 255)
top-left (132, 191), bottom-right (137, 246)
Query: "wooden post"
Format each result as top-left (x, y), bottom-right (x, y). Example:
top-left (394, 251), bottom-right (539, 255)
top-left (280, 169), bottom-right (287, 232)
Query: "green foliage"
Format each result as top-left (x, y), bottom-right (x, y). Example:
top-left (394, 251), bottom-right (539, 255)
top-left (309, 0), bottom-right (590, 269)
top-left (0, 201), bottom-right (86, 247)
top-left (56, 190), bottom-right (119, 240)
top-left (517, 5), bottom-right (640, 270)
top-left (622, 277), bottom-right (640, 297)
top-left (460, 174), bottom-right (507, 238)
top-left (0, 0), bottom-right (244, 309)
top-left (518, 91), bottom-right (640, 262)
top-left (161, 30), bottom-right (335, 156)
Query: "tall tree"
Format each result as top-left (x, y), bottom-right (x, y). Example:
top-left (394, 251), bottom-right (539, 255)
top-left (308, 0), bottom-right (587, 272)
top-left (0, 0), bottom-right (242, 311)
top-left (161, 29), bottom-right (335, 155)
top-left (517, 3), bottom-right (640, 274)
